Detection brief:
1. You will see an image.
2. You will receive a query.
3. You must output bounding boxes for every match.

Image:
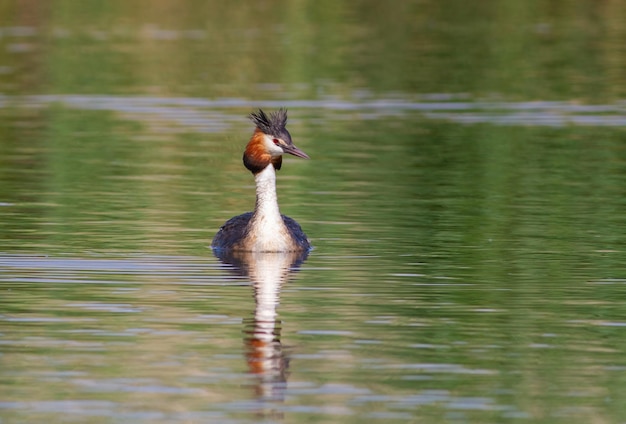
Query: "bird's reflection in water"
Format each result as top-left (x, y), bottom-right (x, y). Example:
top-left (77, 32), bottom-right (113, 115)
top-left (213, 248), bottom-right (309, 417)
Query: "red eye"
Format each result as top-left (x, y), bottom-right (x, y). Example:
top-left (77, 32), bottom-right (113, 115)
top-left (273, 139), bottom-right (280, 146)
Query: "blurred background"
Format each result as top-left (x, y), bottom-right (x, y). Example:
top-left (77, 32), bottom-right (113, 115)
top-left (2, 1), bottom-right (626, 99)
top-left (2, 0), bottom-right (625, 252)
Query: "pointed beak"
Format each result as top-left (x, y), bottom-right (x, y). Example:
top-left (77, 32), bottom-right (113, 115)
top-left (283, 144), bottom-right (310, 159)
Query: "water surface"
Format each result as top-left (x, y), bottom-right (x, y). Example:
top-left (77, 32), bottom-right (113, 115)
top-left (2, 2), bottom-right (626, 423)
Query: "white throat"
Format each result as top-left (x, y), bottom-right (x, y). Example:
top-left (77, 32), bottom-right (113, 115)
top-left (248, 165), bottom-right (290, 251)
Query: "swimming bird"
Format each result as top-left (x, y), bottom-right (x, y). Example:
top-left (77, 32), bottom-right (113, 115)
top-left (211, 109), bottom-right (311, 252)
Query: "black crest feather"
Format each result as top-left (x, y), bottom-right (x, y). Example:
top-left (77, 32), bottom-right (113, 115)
top-left (249, 108), bottom-right (288, 138)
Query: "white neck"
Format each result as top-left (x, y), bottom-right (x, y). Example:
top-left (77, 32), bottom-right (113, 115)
top-left (248, 165), bottom-right (290, 251)
top-left (254, 164), bottom-right (281, 219)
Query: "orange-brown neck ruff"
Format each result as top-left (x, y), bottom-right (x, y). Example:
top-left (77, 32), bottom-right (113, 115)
top-left (243, 129), bottom-right (282, 174)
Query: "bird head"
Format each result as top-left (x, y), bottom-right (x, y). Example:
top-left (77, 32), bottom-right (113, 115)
top-left (244, 109), bottom-right (309, 173)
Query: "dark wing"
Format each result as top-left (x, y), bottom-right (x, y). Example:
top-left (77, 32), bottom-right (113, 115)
top-left (211, 212), bottom-right (253, 250)
top-left (281, 214), bottom-right (311, 251)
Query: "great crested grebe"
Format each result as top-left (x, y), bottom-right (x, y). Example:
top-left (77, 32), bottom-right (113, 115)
top-left (211, 109), bottom-right (311, 252)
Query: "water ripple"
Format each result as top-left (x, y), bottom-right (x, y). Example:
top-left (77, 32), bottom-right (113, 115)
top-left (1, 94), bottom-right (626, 128)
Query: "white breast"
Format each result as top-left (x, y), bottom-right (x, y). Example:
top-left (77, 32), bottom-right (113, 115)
top-left (246, 165), bottom-right (293, 252)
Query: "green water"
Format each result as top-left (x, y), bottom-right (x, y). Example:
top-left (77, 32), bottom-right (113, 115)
top-left (2, 2), bottom-right (626, 423)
